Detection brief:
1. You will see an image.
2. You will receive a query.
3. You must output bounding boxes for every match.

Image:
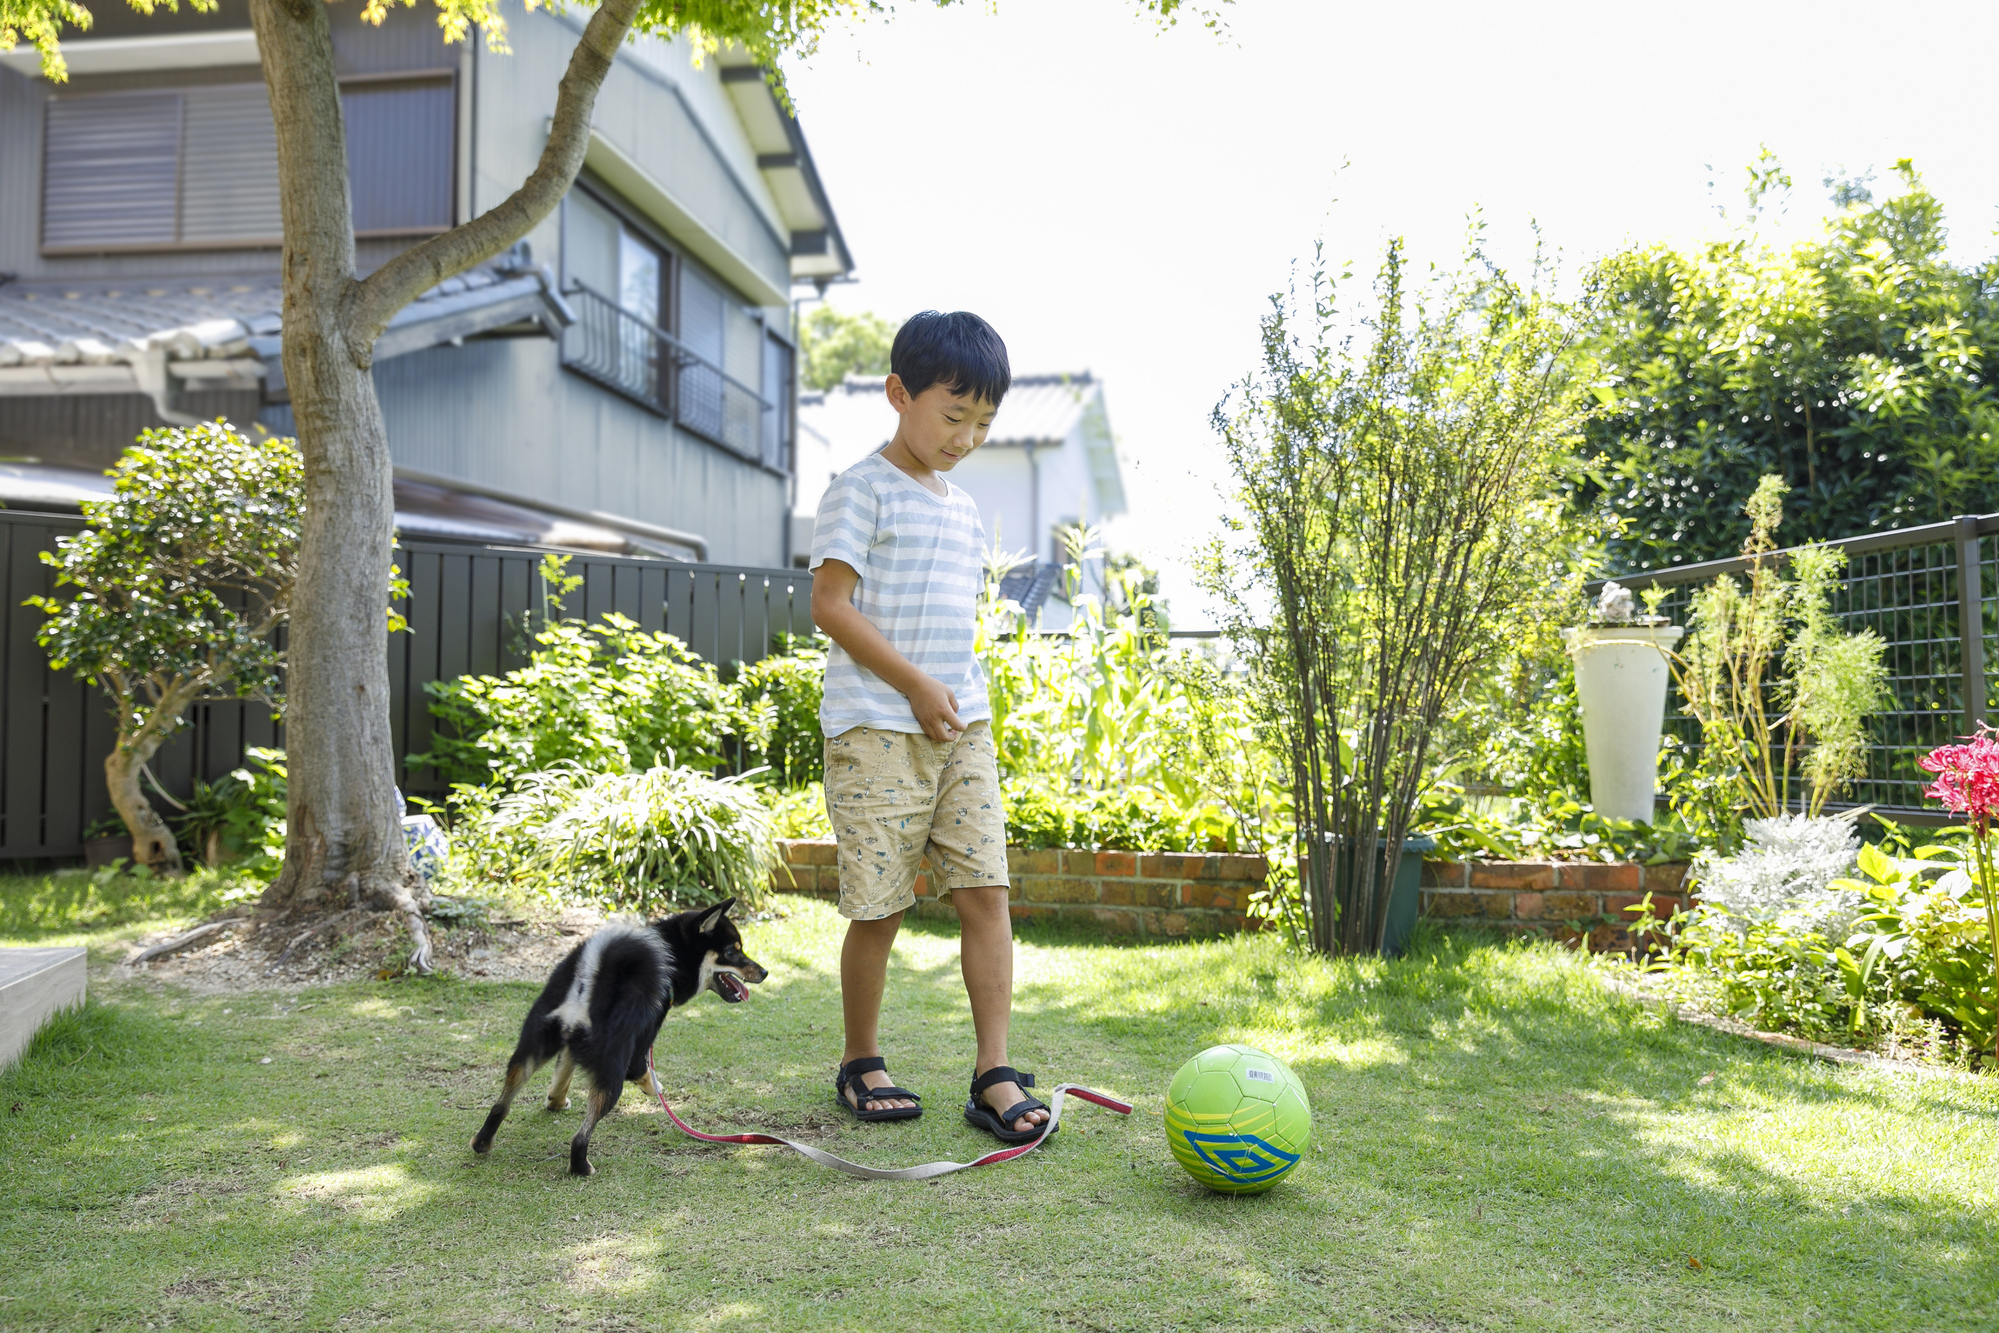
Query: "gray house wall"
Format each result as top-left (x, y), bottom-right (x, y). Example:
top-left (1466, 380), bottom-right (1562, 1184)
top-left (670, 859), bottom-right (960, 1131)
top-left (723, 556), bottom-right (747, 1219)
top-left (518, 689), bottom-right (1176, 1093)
top-left (0, 0), bottom-right (799, 561)
top-left (374, 339), bottom-right (785, 567)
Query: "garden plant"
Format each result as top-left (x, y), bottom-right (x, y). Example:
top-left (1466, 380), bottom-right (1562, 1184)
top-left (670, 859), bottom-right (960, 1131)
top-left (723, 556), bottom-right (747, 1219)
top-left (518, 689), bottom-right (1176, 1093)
top-left (1208, 236), bottom-right (1593, 955)
top-left (33, 424), bottom-right (306, 875)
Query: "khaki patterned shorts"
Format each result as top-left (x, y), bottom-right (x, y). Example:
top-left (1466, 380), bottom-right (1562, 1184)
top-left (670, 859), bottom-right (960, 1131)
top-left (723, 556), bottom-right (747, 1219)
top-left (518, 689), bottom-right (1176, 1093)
top-left (823, 722), bottom-right (1010, 920)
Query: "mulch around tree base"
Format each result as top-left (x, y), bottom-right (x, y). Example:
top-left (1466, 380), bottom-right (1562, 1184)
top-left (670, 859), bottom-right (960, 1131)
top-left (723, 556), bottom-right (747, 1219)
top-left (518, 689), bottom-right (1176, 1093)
top-left (115, 901), bottom-right (616, 993)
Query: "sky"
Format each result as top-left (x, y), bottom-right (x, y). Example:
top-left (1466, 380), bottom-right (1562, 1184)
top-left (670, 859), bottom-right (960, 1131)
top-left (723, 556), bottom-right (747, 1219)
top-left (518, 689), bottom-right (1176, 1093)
top-left (784, 0), bottom-right (1999, 624)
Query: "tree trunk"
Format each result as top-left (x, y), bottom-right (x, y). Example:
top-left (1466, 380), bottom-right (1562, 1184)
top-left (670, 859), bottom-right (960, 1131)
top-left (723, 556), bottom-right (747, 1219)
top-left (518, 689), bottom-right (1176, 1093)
top-left (105, 747), bottom-right (183, 874)
top-left (249, 0), bottom-right (431, 970)
top-left (245, 0), bottom-right (644, 976)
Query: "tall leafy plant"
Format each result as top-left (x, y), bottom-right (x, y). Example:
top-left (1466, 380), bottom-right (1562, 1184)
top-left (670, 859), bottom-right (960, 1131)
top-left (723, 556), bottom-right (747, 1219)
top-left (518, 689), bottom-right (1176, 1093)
top-left (1207, 238), bottom-right (1590, 955)
top-left (1674, 475), bottom-right (1889, 832)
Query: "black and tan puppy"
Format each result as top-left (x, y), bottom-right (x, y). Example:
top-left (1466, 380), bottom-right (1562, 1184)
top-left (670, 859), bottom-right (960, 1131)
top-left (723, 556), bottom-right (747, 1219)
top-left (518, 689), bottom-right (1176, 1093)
top-left (472, 898), bottom-right (766, 1176)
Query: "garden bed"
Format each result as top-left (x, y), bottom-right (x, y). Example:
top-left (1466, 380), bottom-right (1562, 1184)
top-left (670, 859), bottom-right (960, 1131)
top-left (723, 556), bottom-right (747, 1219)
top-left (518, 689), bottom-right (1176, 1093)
top-left (1421, 859), bottom-right (1693, 951)
top-left (773, 840), bottom-right (1263, 937)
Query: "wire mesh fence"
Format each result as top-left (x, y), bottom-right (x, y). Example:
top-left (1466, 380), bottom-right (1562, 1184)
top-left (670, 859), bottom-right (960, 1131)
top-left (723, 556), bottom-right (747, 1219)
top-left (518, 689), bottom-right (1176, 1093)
top-left (1602, 513), bottom-right (1997, 822)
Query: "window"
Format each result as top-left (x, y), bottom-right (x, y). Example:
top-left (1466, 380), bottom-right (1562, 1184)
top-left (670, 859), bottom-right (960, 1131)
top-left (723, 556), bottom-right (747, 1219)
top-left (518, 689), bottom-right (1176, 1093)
top-left (40, 79), bottom-right (453, 253)
top-left (343, 78), bottom-right (455, 236)
top-left (559, 185), bottom-right (796, 472)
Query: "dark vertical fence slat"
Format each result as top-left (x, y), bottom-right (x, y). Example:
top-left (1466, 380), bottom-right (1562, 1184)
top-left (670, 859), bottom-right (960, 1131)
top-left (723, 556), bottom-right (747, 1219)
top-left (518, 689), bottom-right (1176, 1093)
top-left (5, 525), bottom-right (51, 854)
top-left (468, 555), bottom-right (503, 678)
top-left (0, 514), bottom-right (817, 857)
top-left (499, 555), bottom-right (532, 671)
top-left (1957, 515), bottom-right (1987, 733)
top-left (401, 550), bottom-right (446, 791)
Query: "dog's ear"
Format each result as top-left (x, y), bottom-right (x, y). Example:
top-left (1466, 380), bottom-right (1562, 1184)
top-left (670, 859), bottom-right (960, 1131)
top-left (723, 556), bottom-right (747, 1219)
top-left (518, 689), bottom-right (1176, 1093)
top-left (697, 898), bottom-right (736, 935)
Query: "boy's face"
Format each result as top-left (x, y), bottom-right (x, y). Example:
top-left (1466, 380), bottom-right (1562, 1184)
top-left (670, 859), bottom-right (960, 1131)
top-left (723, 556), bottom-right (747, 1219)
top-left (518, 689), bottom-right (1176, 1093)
top-left (885, 374), bottom-right (999, 473)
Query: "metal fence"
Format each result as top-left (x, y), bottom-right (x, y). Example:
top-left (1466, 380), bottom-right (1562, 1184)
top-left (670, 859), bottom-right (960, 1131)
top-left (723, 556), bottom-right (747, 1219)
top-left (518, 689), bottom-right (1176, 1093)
top-left (560, 282), bottom-right (780, 470)
top-left (0, 512), bottom-right (812, 859)
top-left (1603, 512), bottom-right (1997, 822)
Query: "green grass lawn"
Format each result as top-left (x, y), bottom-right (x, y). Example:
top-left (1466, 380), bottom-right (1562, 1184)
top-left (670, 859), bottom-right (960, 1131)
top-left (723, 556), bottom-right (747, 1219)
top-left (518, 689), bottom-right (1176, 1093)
top-left (3, 888), bottom-right (1996, 1332)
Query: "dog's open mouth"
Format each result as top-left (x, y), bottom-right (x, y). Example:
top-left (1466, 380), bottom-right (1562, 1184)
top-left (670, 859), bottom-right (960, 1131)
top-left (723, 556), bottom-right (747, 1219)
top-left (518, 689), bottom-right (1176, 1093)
top-left (711, 972), bottom-right (750, 1003)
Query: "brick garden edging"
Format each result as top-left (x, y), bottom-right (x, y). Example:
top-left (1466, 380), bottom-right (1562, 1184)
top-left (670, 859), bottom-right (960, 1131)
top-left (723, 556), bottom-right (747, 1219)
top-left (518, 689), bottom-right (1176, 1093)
top-left (774, 840), bottom-right (1689, 950)
top-left (773, 840), bottom-right (1262, 938)
top-left (1420, 860), bottom-right (1693, 951)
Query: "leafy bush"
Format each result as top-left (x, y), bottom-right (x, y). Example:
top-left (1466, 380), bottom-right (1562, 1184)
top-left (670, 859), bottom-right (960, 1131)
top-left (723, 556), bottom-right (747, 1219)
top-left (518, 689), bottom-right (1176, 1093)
top-left (446, 764), bottom-right (773, 914)
top-left (1691, 813), bottom-right (1861, 934)
top-left (1415, 786), bottom-right (1700, 866)
top-left (979, 534), bottom-right (1285, 856)
top-left (1673, 477), bottom-right (1889, 835)
top-left (737, 637), bottom-right (827, 787)
top-left (1651, 827), bottom-right (1995, 1057)
top-left (32, 422), bottom-right (305, 872)
top-left (761, 782), bottom-right (832, 840)
top-left (417, 614), bottom-right (741, 789)
top-left (176, 747), bottom-right (288, 879)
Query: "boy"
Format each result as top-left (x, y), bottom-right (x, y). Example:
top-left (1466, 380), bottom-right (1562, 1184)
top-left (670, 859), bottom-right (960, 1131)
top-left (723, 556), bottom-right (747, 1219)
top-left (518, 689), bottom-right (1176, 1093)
top-left (808, 310), bottom-right (1051, 1143)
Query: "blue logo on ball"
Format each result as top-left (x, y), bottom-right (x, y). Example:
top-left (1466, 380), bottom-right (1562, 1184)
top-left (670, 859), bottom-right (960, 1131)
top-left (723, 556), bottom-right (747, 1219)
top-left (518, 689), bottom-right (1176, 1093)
top-left (1183, 1132), bottom-right (1300, 1183)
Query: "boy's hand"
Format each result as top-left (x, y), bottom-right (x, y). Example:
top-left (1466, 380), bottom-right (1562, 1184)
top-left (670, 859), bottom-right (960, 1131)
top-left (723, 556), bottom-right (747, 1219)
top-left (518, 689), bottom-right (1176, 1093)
top-left (907, 676), bottom-right (964, 742)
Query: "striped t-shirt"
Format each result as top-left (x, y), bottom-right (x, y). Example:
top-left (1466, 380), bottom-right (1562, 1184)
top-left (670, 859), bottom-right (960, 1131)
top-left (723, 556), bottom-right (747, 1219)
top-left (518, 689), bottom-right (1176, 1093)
top-left (810, 451), bottom-right (990, 736)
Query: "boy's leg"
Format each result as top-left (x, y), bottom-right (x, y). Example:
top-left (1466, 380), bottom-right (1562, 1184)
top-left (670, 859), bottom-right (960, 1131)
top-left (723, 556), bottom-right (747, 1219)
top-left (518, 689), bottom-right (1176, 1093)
top-left (839, 912), bottom-right (917, 1113)
top-left (927, 722), bottom-right (1047, 1134)
top-left (825, 726), bottom-right (933, 1116)
top-left (954, 885), bottom-right (1048, 1133)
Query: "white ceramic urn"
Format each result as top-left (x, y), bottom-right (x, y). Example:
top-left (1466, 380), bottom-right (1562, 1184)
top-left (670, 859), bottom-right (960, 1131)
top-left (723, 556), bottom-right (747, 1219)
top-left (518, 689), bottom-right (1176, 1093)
top-left (1563, 623), bottom-right (1685, 824)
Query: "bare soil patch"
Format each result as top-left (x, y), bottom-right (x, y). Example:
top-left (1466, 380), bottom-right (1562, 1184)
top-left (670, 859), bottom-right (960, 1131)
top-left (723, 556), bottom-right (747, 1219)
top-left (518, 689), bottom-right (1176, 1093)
top-left (112, 901), bottom-right (611, 994)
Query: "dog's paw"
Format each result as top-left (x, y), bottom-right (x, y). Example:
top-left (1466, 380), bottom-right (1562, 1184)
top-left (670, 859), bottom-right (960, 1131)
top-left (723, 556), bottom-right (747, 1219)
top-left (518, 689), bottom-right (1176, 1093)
top-left (569, 1160), bottom-right (595, 1177)
top-left (471, 1137), bottom-right (492, 1155)
top-left (545, 1096), bottom-right (570, 1112)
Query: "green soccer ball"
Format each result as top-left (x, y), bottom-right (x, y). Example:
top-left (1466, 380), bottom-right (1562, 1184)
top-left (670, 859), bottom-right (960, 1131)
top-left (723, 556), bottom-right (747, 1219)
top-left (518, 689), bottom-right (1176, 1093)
top-left (1163, 1044), bottom-right (1311, 1194)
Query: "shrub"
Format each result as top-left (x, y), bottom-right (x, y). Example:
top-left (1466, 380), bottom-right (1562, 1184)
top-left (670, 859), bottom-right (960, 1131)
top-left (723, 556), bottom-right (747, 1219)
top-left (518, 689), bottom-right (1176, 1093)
top-left (1672, 476), bottom-right (1889, 841)
top-left (176, 747), bottom-right (289, 881)
top-left (1206, 237), bottom-right (1592, 954)
top-left (447, 764), bottom-right (774, 914)
top-left (761, 782), bottom-right (831, 840)
top-left (417, 614), bottom-right (741, 790)
top-left (31, 423), bottom-right (306, 872)
top-left (737, 638), bottom-right (827, 787)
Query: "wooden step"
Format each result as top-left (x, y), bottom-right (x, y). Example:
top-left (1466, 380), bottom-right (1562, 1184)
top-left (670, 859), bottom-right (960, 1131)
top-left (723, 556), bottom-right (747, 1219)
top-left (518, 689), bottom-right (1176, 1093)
top-left (0, 947), bottom-right (87, 1070)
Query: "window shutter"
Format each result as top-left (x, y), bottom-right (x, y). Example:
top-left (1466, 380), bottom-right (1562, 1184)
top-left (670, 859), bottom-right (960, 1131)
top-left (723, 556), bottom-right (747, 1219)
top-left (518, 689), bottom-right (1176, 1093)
top-left (344, 81), bottom-right (454, 235)
top-left (41, 93), bottom-right (181, 250)
top-left (179, 86), bottom-right (282, 244)
top-left (761, 333), bottom-right (793, 473)
top-left (677, 267), bottom-right (726, 441)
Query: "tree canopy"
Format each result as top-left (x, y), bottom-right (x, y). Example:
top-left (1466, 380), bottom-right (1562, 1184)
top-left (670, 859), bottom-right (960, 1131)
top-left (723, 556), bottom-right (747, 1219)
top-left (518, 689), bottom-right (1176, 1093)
top-left (4, 0), bottom-right (1227, 83)
top-left (1577, 160), bottom-right (1999, 570)
top-left (798, 306), bottom-right (897, 390)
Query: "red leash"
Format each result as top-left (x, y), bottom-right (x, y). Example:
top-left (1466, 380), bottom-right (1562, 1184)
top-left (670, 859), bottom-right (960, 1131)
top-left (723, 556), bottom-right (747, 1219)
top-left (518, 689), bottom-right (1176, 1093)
top-left (645, 1048), bottom-right (1133, 1181)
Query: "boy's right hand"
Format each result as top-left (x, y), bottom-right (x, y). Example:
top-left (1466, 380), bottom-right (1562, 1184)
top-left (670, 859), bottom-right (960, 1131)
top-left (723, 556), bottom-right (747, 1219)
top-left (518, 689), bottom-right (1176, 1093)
top-left (908, 675), bottom-right (964, 742)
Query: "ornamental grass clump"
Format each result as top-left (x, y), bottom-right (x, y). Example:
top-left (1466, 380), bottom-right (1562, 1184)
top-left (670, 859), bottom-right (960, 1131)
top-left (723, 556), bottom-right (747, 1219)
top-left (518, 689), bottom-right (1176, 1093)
top-left (1919, 729), bottom-right (1999, 1062)
top-left (454, 763), bottom-right (774, 914)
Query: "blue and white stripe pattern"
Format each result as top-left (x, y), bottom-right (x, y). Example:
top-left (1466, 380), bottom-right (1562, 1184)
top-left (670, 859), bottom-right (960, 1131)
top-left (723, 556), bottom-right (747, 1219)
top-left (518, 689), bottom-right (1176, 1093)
top-left (811, 451), bottom-right (990, 736)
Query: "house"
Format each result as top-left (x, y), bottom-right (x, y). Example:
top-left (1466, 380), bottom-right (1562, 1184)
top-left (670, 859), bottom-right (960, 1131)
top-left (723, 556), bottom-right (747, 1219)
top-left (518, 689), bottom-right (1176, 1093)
top-left (793, 372), bottom-right (1127, 615)
top-left (0, 0), bottom-right (855, 565)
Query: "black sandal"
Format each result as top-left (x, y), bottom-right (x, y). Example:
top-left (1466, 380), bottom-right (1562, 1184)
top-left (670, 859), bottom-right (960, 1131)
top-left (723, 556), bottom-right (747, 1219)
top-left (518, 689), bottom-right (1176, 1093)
top-left (834, 1056), bottom-right (923, 1122)
top-left (964, 1066), bottom-right (1055, 1144)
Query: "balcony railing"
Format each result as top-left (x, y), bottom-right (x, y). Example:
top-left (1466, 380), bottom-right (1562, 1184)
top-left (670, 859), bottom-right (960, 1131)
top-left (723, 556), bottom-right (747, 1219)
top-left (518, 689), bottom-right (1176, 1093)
top-left (561, 281), bottom-right (783, 470)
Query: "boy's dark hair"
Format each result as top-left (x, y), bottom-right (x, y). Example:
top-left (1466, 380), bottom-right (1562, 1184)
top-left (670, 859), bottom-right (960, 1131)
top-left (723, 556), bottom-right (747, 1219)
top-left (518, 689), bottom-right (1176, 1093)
top-left (890, 311), bottom-right (1011, 406)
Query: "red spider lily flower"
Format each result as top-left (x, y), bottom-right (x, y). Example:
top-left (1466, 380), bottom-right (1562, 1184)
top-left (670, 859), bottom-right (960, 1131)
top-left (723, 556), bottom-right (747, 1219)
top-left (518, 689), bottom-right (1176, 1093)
top-left (1919, 729), bottom-right (1999, 835)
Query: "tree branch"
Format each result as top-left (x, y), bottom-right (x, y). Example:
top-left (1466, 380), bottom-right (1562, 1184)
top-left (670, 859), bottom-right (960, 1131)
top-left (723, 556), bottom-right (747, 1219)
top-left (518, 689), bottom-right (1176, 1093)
top-left (345, 0), bottom-right (645, 352)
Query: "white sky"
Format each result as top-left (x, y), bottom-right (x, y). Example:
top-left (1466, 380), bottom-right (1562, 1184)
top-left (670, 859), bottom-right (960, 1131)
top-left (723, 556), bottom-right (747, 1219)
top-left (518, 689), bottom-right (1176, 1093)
top-left (784, 0), bottom-right (1999, 624)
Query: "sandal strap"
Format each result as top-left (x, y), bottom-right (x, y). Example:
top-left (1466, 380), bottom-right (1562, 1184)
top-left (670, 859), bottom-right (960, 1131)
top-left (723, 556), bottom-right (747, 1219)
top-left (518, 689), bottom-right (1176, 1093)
top-left (854, 1084), bottom-right (921, 1104)
top-left (970, 1065), bottom-right (1034, 1096)
top-left (838, 1056), bottom-right (888, 1079)
top-left (991, 1097), bottom-right (1048, 1126)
